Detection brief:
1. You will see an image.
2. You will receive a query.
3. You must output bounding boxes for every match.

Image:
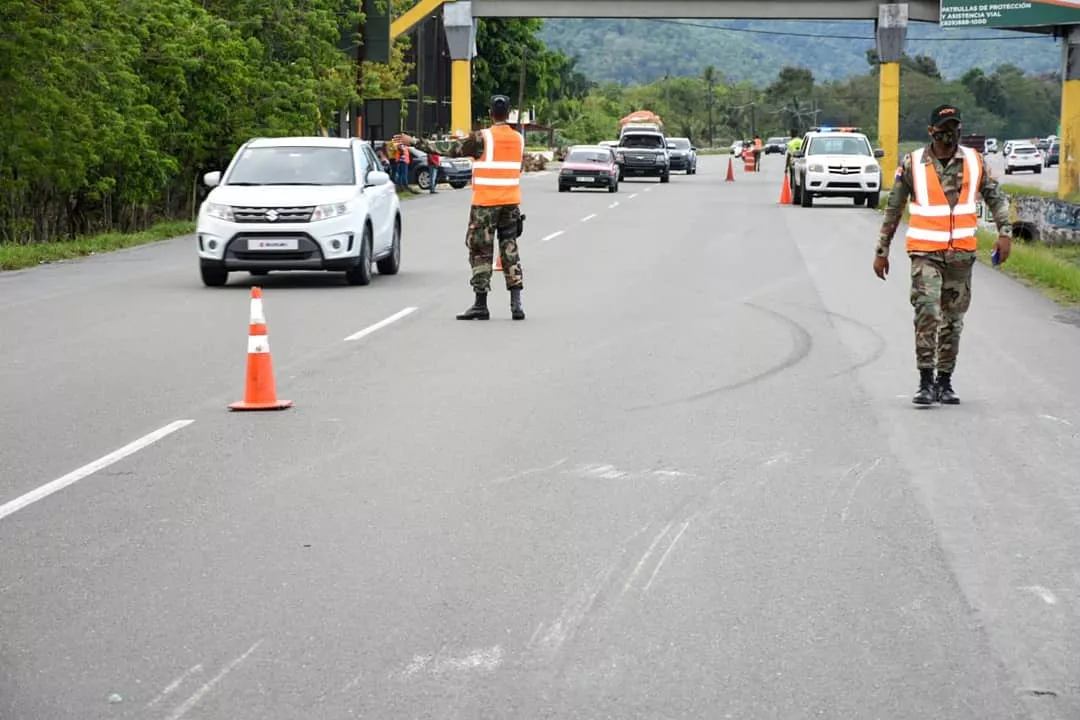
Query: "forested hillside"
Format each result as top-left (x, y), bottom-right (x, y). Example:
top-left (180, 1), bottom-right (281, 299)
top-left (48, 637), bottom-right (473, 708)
top-left (539, 19), bottom-right (1061, 85)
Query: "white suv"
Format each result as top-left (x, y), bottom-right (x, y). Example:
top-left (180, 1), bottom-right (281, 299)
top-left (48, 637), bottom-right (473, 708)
top-left (196, 136), bottom-right (401, 287)
top-left (790, 129), bottom-right (885, 208)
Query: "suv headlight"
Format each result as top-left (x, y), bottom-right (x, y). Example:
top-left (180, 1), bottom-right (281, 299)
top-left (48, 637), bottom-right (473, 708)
top-left (202, 202), bottom-right (234, 221)
top-left (310, 202), bottom-right (351, 222)
top-left (865, 164), bottom-right (879, 173)
top-left (808, 163), bottom-right (824, 173)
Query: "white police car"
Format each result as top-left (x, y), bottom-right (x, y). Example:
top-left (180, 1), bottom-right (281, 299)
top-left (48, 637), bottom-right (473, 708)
top-left (790, 127), bottom-right (885, 208)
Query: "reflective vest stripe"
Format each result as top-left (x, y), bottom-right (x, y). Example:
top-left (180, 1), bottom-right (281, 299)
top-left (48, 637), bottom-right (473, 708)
top-left (905, 146), bottom-right (981, 252)
top-left (472, 126), bottom-right (524, 206)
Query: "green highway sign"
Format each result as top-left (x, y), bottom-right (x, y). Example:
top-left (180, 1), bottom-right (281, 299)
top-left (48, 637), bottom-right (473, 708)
top-left (940, 0), bottom-right (1080, 28)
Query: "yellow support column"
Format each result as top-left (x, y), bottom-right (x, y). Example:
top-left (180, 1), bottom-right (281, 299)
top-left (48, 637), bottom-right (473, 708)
top-left (451, 59), bottom-right (472, 136)
top-left (878, 61), bottom-right (900, 191)
top-left (1059, 29), bottom-right (1080, 200)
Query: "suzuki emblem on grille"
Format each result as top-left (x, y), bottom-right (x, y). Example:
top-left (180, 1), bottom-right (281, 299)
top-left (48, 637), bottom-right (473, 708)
top-left (266, 209), bottom-right (279, 222)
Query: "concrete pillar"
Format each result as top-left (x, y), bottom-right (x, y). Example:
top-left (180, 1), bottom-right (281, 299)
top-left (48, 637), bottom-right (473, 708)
top-left (876, 2), bottom-right (907, 191)
top-left (1060, 26), bottom-right (1080, 200)
top-left (443, 0), bottom-right (476, 136)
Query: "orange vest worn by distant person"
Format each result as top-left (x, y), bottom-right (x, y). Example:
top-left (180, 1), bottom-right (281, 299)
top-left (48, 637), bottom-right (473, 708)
top-left (472, 124), bottom-right (524, 207)
top-left (905, 146), bottom-right (981, 253)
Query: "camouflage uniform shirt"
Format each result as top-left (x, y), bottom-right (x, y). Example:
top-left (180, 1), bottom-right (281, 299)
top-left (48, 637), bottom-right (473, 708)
top-left (410, 124), bottom-right (525, 169)
top-left (876, 144), bottom-right (1011, 259)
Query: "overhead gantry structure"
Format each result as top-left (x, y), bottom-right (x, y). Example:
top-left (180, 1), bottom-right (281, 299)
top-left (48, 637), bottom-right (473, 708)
top-left (389, 0), bottom-right (1077, 198)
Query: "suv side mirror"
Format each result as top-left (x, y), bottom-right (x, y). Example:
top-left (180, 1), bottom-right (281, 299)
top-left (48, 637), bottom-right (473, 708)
top-left (793, 151), bottom-right (805, 158)
top-left (203, 171), bottom-right (221, 188)
top-left (366, 170), bottom-right (391, 187)
top-left (873, 148), bottom-right (885, 158)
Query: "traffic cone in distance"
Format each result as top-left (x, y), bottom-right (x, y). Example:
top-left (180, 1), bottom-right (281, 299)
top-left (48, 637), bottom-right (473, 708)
top-left (779, 175), bottom-right (793, 204)
top-left (725, 157), bottom-right (735, 182)
top-left (229, 286), bottom-right (292, 411)
top-left (494, 252), bottom-right (503, 271)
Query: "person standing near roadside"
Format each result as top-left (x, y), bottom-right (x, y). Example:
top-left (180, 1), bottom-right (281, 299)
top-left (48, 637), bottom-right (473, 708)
top-left (393, 95), bottom-right (527, 321)
top-left (428, 145), bottom-right (441, 194)
top-left (874, 104), bottom-right (1013, 405)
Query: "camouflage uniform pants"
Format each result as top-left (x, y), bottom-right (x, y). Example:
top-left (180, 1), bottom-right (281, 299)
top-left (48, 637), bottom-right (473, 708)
top-left (466, 203), bottom-right (523, 293)
top-left (909, 251), bottom-right (975, 373)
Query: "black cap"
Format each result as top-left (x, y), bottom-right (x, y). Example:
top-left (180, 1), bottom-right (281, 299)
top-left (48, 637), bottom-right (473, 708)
top-left (490, 94), bottom-right (510, 115)
top-left (929, 104), bottom-right (961, 127)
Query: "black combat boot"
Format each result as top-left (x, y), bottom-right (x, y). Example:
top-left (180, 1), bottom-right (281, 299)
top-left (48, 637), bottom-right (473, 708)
top-left (456, 292), bottom-right (490, 320)
top-left (935, 371), bottom-right (959, 404)
top-left (509, 288), bottom-right (525, 321)
top-left (912, 369), bottom-right (937, 405)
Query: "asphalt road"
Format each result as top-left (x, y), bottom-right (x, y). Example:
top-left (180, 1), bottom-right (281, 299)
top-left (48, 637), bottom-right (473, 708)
top-left (984, 152), bottom-right (1059, 193)
top-left (2, 154), bottom-right (1079, 720)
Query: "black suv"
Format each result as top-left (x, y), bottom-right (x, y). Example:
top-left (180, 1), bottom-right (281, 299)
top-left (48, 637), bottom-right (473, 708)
top-left (616, 130), bottom-right (671, 183)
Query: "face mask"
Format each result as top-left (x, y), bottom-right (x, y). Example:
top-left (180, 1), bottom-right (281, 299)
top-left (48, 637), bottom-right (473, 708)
top-left (932, 127), bottom-right (960, 148)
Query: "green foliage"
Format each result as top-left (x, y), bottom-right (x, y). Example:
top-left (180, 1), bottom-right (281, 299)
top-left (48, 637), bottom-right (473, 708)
top-left (540, 54), bottom-right (1060, 149)
top-left (1, 0), bottom-right (412, 245)
top-left (539, 19), bottom-right (1061, 85)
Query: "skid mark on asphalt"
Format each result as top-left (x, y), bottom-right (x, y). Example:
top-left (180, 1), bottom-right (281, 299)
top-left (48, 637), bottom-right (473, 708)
top-left (491, 460), bottom-right (696, 486)
top-left (146, 664), bottom-right (204, 708)
top-left (163, 639), bottom-right (263, 720)
top-left (627, 301), bottom-right (814, 411)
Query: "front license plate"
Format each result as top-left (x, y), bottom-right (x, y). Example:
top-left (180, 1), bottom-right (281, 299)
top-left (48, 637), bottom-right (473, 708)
top-left (577, 177), bottom-right (595, 182)
top-left (249, 238), bottom-right (299, 251)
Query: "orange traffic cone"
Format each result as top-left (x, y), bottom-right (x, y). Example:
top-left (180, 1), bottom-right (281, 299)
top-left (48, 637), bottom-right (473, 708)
top-left (229, 287), bottom-right (292, 411)
top-left (778, 175), bottom-right (792, 204)
top-left (494, 251), bottom-right (503, 272)
top-left (725, 157), bottom-right (735, 182)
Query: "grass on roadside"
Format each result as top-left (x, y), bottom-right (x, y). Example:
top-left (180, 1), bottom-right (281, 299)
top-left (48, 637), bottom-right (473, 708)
top-left (0, 219), bottom-right (195, 272)
top-left (976, 228), bottom-right (1080, 305)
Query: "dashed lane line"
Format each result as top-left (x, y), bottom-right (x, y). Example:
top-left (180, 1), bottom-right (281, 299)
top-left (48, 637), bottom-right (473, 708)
top-left (344, 307), bottom-right (418, 342)
top-left (0, 420), bottom-right (195, 521)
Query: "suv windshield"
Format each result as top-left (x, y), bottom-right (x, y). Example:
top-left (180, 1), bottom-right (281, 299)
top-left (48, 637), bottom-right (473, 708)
top-left (620, 134), bottom-right (664, 149)
top-left (766, 137), bottom-right (784, 144)
top-left (806, 136), bottom-right (872, 156)
top-left (670, 138), bottom-right (691, 149)
top-left (567, 149), bottom-right (612, 163)
top-left (227, 146), bottom-right (356, 186)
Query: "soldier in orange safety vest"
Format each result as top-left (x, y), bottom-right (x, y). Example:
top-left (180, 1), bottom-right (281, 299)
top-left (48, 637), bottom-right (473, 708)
top-left (394, 94), bottom-right (527, 321)
top-left (874, 104), bottom-right (1013, 405)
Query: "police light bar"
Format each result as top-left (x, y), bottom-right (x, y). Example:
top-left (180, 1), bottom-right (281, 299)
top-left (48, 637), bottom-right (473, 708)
top-left (810, 126), bottom-right (862, 133)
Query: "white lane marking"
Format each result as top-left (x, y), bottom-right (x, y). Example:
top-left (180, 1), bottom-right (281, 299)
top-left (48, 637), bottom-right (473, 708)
top-left (401, 646), bottom-right (504, 677)
top-left (147, 664), bottom-right (204, 708)
top-left (541, 231), bottom-right (564, 242)
top-left (1039, 414), bottom-right (1073, 426)
top-left (628, 193), bottom-right (639, 199)
top-left (644, 521), bottom-right (691, 591)
top-left (165, 640), bottom-right (263, 720)
top-left (0, 420), bottom-right (194, 522)
top-left (344, 306), bottom-right (417, 342)
top-left (608, 201), bottom-right (619, 209)
top-left (581, 213), bottom-right (597, 222)
top-left (644, 186), bottom-right (653, 192)
top-left (1019, 585), bottom-right (1058, 605)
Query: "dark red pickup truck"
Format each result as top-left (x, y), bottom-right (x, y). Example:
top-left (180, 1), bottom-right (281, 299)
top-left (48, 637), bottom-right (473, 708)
top-left (961, 134), bottom-right (987, 153)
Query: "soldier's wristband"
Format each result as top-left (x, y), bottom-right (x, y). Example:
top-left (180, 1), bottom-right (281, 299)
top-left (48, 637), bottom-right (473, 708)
top-left (875, 243), bottom-right (890, 258)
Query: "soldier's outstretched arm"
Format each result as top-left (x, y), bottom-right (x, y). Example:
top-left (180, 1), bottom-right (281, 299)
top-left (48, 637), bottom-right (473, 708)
top-left (876, 153), bottom-right (914, 258)
top-left (977, 153), bottom-right (1013, 237)
top-left (399, 132), bottom-right (485, 160)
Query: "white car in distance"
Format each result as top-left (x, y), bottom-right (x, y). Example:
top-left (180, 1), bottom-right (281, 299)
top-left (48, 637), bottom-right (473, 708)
top-left (790, 128), bottom-right (885, 208)
top-left (1004, 142), bottom-right (1043, 174)
top-left (196, 136), bottom-right (402, 287)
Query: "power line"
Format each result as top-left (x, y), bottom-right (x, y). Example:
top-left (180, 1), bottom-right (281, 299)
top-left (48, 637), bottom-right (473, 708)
top-left (641, 17), bottom-right (1055, 42)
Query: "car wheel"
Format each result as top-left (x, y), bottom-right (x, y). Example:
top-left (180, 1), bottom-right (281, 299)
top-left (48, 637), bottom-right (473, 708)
top-left (559, 184), bottom-right (569, 192)
top-left (249, 270), bottom-right (269, 277)
top-left (417, 168), bottom-right (432, 191)
top-left (660, 172), bottom-right (670, 183)
top-left (376, 216), bottom-right (401, 276)
top-left (450, 181), bottom-right (467, 189)
top-left (345, 226), bottom-right (373, 286)
top-left (854, 195), bottom-right (865, 206)
top-left (201, 265), bottom-right (228, 287)
top-left (868, 192), bottom-right (880, 208)
top-left (800, 182), bottom-right (813, 207)
top-left (791, 178), bottom-right (802, 204)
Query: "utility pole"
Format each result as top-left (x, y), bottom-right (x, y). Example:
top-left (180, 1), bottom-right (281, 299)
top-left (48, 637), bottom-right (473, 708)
top-left (707, 83), bottom-right (714, 148)
top-left (417, 22), bottom-right (424, 138)
top-left (517, 45), bottom-right (527, 136)
top-left (665, 72), bottom-right (671, 113)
